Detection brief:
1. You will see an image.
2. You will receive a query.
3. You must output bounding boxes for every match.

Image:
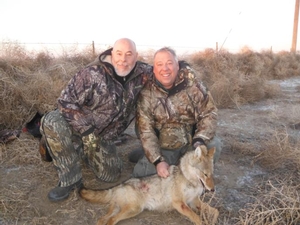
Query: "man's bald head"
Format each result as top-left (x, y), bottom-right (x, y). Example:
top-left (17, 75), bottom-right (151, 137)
top-left (111, 38), bottom-right (138, 76)
top-left (113, 38), bottom-right (137, 52)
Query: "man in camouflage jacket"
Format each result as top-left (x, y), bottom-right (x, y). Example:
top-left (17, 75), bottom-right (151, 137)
top-left (40, 38), bottom-right (152, 201)
top-left (132, 47), bottom-right (221, 178)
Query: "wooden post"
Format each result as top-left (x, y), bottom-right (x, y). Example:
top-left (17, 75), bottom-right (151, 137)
top-left (92, 41), bottom-right (95, 56)
top-left (216, 42), bottom-right (218, 52)
top-left (291, 0), bottom-right (300, 53)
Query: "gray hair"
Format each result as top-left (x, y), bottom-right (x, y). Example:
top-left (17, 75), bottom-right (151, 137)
top-left (154, 47), bottom-right (178, 62)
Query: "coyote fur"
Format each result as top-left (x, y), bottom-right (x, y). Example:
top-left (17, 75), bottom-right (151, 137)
top-left (79, 146), bottom-right (218, 225)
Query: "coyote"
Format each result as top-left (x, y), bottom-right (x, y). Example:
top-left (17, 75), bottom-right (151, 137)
top-left (79, 146), bottom-right (218, 225)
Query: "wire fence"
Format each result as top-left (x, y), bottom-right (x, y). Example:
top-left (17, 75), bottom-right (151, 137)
top-left (0, 41), bottom-right (245, 57)
top-left (1, 41), bottom-right (282, 58)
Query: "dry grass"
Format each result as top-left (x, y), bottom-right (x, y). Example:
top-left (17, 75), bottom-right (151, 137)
top-left (227, 125), bottom-right (300, 225)
top-left (238, 179), bottom-right (300, 225)
top-left (1, 43), bottom-right (297, 129)
top-left (186, 48), bottom-right (289, 109)
top-left (0, 43), bottom-right (96, 129)
top-left (255, 129), bottom-right (300, 171)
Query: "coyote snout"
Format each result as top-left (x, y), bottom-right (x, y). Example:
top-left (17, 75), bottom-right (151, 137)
top-left (79, 146), bottom-right (218, 225)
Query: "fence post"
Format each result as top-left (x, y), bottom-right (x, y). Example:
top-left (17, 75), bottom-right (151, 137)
top-left (92, 41), bottom-right (95, 57)
top-left (291, 0), bottom-right (300, 53)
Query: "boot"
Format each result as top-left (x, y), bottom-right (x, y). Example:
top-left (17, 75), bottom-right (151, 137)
top-left (128, 148), bottom-right (144, 163)
top-left (48, 179), bottom-right (82, 202)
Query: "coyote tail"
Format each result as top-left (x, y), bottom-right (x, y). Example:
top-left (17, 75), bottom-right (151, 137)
top-left (79, 186), bottom-right (112, 204)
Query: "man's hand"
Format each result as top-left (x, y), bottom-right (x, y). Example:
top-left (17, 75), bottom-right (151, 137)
top-left (156, 161), bottom-right (170, 178)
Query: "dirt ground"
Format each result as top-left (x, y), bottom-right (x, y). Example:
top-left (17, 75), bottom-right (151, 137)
top-left (1, 76), bottom-right (300, 225)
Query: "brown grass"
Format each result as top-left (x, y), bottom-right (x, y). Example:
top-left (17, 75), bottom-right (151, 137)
top-left (227, 125), bottom-right (300, 225)
top-left (255, 129), bottom-right (300, 171)
top-left (186, 48), bottom-right (285, 109)
top-left (238, 179), bottom-right (300, 225)
top-left (1, 43), bottom-right (297, 129)
top-left (0, 43), bottom-right (96, 129)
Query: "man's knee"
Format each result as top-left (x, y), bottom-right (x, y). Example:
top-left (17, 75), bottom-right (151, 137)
top-left (40, 109), bottom-right (74, 156)
top-left (132, 156), bottom-right (156, 178)
top-left (90, 141), bottom-right (123, 182)
top-left (41, 110), bottom-right (69, 132)
top-left (40, 109), bottom-right (72, 137)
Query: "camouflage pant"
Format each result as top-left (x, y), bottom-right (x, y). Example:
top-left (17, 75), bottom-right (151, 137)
top-left (40, 109), bottom-right (122, 187)
top-left (132, 136), bottom-right (222, 178)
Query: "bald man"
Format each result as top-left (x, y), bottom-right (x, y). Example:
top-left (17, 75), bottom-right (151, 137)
top-left (40, 38), bottom-right (153, 201)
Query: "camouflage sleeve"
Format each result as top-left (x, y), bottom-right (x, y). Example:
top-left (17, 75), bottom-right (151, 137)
top-left (57, 67), bottom-right (99, 135)
top-left (192, 81), bottom-right (218, 146)
top-left (136, 89), bottom-right (161, 163)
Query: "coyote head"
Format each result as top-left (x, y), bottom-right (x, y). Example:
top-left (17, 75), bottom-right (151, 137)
top-left (196, 146), bottom-right (215, 192)
top-left (181, 146), bottom-right (215, 192)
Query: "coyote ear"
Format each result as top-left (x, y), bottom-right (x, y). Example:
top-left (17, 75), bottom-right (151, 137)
top-left (194, 146), bottom-right (202, 158)
top-left (208, 147), bottom-right (216, 158)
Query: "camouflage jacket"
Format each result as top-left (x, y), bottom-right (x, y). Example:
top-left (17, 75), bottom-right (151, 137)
top-left (136, 61), bottom-right (218, 163)
top-left (57, 49), bottom-right (153, 140)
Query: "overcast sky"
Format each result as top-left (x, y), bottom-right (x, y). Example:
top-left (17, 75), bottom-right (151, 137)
top-left (0, 0), bottom-right (298, 54)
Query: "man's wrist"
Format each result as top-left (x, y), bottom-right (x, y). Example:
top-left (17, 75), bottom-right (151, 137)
top-left (193, 139), bottom-right (205, 148)
top-left (153, 156), bottom-right (166, 166)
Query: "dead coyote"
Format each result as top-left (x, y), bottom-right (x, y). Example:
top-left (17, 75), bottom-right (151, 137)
top-left (79, 146), bottom-right (218, 225)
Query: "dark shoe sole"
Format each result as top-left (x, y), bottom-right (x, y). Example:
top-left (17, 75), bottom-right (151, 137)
top-left (48, 179), bottom-right (82, 202)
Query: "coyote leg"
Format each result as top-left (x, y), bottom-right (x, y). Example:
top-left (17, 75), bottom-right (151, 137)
top-left (189, 197), bottom-right (202, 213)
top-left (97, 204), bottom-right (118, 225)
top-left (173, 200), bottom-right (202, 225)
top-left (106, 204), bottom-right (143, 225)
top-left (189, 197), bottom-right (219, 225)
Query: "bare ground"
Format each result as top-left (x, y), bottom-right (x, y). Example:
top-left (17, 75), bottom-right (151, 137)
top-left (1, 77), bottom-right (300, 225)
